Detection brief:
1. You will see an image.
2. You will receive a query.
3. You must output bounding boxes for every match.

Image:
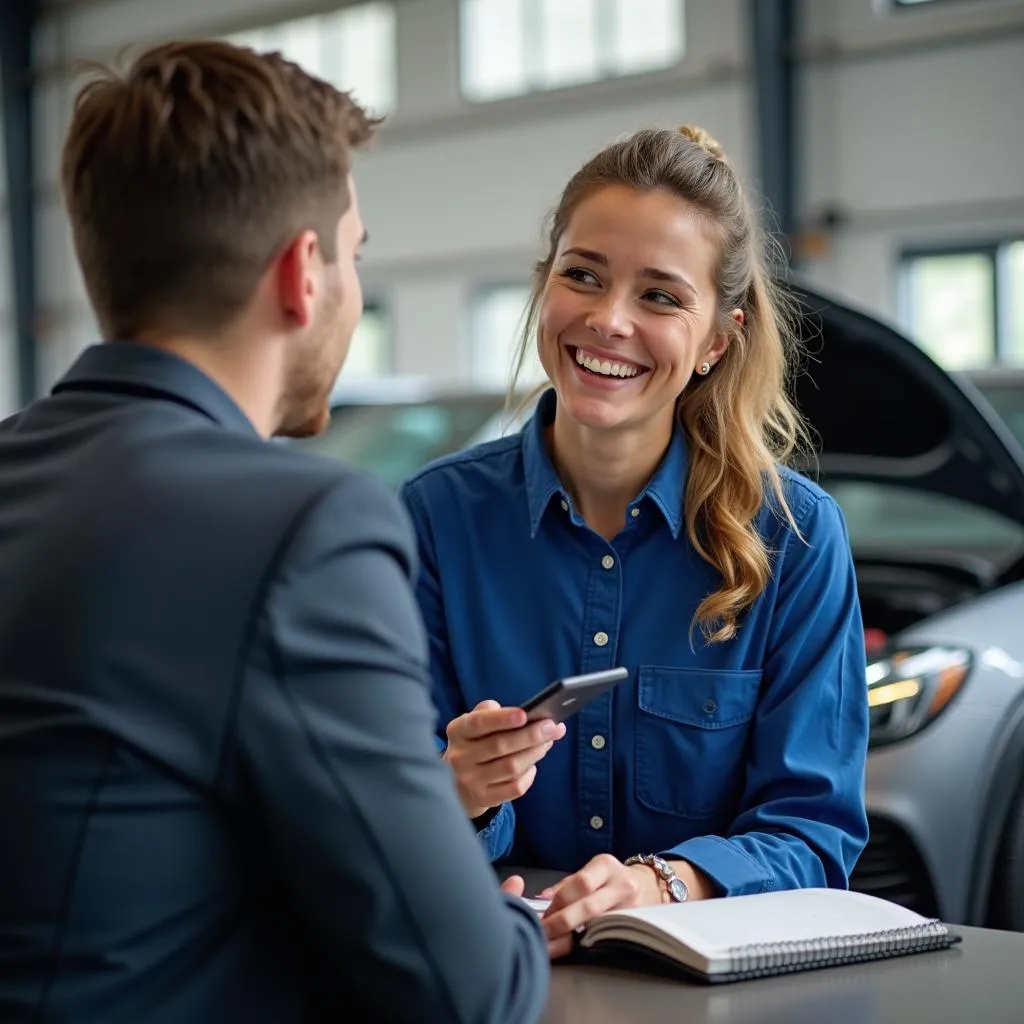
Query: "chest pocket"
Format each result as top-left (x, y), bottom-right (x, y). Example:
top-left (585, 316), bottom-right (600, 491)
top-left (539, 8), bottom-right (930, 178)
top-left (635, 666), bottom-right (762, 820)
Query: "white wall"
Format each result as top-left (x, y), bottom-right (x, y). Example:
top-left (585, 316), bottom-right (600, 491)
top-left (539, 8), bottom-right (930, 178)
top-left (21, 0), bottom-right (1024, 398)
top-left (796, 0), bottom-right (1024, 327)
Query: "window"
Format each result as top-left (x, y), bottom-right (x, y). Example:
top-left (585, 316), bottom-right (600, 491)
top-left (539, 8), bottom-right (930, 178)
top-left (334, 304), bottom-right (392, 383)
top-left (900, 241), bottom-right (1024, 369)
top-left (460, 0), bottom-right (684, 102)
top-left (298, 394), bottom-right (510, 489)
top-left (227, 2), bottom-right (396, 114)
top-left (468, 285), bottom-right (548, 389)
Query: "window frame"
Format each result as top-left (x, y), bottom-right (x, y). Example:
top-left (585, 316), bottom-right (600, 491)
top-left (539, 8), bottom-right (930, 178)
top-left (899, 239), bottom-right (1023, 367)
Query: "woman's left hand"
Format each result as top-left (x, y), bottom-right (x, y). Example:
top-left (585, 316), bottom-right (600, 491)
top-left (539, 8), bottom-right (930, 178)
top-left (537, 854), bottom-right (664, 959)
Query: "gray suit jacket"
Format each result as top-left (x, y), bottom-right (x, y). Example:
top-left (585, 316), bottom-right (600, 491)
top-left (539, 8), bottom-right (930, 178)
top-left (0, 342), bottom-right (548, 1024)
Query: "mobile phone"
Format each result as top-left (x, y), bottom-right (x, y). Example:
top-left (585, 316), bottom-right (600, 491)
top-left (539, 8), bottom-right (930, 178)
top-left (520, 667), bottom-right (629, 723)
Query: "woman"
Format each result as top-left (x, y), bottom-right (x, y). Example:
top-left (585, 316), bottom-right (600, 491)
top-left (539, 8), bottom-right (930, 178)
top-left (398, 125), bottom-right (868, 958)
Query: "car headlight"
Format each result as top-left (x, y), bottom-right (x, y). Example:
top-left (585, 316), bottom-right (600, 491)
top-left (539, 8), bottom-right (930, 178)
top-left (867, 646), bottom-right (971, 747)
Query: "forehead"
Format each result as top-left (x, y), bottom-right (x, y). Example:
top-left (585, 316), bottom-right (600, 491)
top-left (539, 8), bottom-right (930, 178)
top-left (560, 185), bottom-right (718, 287)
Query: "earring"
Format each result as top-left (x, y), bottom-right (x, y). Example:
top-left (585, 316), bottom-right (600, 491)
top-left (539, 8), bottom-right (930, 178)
top-left (698, 361), bottom-right (711, 376)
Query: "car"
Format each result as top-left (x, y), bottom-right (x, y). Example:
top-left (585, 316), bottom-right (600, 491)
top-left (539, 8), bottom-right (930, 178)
top-left (787, 292), bottom-right (1024, 932)
top-left (299, 287), bottom-right (1024, 932)
top-left (961, 367), bottom-right (1024, 452)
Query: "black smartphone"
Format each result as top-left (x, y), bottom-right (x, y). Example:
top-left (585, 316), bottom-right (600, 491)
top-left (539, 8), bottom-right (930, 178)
top-left (520, 667), bottom-right (629, 723)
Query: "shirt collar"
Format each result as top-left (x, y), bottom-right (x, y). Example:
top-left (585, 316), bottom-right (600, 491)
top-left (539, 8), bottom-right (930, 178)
top-left (52, 341), bottom-right (260, 437)
top-left (521, 388), bottom-right (687, 539)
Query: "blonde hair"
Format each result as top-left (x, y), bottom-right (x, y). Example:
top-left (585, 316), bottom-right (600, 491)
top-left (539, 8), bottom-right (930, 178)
top-left (509, 125), bottom-right (811, 644)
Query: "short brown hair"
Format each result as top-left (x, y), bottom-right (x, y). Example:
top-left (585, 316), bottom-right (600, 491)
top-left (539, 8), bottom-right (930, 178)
top-left (62, 40), bottom-right (378, 340)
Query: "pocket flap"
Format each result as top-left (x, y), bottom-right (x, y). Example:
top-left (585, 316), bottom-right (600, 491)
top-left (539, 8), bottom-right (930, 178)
top-left (637, 666), bottom-right (762, 729)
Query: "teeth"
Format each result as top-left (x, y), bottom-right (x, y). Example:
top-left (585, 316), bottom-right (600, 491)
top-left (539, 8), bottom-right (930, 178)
top-left (575, 349), bottom-right (640, 378)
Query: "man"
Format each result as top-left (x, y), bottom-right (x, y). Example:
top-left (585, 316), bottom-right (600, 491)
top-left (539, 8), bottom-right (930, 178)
top-left (0, 41), bottom-right (548, 1024)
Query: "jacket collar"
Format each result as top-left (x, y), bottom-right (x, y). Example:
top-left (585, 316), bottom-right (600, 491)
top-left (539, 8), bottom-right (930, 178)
top-left (52, 342), bottom-right (259, 437)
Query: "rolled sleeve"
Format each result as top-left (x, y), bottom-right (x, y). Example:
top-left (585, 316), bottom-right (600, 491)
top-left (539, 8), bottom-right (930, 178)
top-left (666, 493), bottom-right (869, 897)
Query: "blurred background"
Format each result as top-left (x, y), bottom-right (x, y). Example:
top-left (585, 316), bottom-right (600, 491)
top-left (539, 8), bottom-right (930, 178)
top-left (1, 0), bottom-right (1022, 416)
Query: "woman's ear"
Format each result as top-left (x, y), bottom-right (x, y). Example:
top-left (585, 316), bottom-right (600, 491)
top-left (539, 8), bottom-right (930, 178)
top-left (702, 309), bottom-right (743, 369)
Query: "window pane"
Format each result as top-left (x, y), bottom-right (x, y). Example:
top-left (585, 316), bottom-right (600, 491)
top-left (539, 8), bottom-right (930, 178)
top-left (610, 0), bottom-right (684, 75)
top-left (226, 3), bottom-right (396, 114)
top-left (460, 0), bottom-right (685, 100)
top-left (539, 0), bottom-right (599, 90)
top-left (1006, 241), bottom-right (1024, 364)
top-left (469, 286), bottom-right (546, 389)
top-left (461, 0), bottom-right (527, 102)
top-left (904, 252), bottom-right (995, 369)
top-left (330, 3), bottom-right (397, 114)
top-left (335, 306), bottom-right (391, 383)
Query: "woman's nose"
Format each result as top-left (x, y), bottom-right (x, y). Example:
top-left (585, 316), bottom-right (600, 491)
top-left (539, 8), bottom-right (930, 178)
top-left (584, 293), bottom-right (633, 339)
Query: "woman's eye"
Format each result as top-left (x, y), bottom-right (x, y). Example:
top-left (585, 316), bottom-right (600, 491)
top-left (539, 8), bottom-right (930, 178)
top-left (645, 290), bottom-right (681, 307)
top-left (560, 266), bottom-right (600, 286)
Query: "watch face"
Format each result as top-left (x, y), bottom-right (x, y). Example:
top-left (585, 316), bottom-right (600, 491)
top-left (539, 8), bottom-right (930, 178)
top-left (668, 877), bottom-right (689, 902)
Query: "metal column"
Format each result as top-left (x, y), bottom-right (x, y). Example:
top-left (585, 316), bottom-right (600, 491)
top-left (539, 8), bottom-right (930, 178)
top-left (749, 0), bottom-right (798, 263)
top-left (1, 0), bottom-right (39, 406)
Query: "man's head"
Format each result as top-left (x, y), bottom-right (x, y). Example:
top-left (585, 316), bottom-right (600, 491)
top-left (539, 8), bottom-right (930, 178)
top-left (62, 40), bottom-right (377, 436)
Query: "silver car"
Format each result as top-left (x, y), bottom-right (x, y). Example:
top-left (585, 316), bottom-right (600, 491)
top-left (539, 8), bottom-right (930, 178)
top-left (302, 287), bottom-right (1024, 931)
top-left (790, 295), bottom-right (1024, 932)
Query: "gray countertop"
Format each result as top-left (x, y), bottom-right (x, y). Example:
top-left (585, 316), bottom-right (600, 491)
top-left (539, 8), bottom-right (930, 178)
top-left (506, 869), bottom-right (1024, 1023)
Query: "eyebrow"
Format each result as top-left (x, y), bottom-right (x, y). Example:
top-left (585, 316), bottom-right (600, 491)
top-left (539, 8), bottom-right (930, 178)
top-left (562, 247), bottom-right (696, 295)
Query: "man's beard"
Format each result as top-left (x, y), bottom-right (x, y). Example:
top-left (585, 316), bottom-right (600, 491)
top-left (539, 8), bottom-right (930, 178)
top-left (275, 300), bottom-right (345, 439)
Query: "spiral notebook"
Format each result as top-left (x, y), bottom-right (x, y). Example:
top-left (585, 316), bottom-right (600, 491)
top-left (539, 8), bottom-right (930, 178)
top-left (572, 888), bottom-right (960, 983)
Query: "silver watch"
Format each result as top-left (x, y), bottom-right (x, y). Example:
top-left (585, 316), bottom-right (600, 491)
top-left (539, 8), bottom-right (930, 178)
top-left (625, 854), bottom-right (689, 903)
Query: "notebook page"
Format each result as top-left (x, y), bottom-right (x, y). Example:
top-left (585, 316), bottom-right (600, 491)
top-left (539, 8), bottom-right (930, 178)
top-left (590, 888), bottom-right (932, 960)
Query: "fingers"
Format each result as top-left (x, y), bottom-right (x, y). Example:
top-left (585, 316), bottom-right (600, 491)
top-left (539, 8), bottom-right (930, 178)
top-left (480, 762), bottom-right (538, 806)
top-left (451, 703), bottom-right (528, 740)
top-left (443, 702), bottom-right (567, 819)
top-left (500, 874), bottom-right (526, 898)
top-left (541, 855), bottom-right (641, 944)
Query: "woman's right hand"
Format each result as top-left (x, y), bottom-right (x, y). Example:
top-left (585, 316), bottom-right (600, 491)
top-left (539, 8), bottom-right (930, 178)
top-left (443, 699), bottom-right (566, 820)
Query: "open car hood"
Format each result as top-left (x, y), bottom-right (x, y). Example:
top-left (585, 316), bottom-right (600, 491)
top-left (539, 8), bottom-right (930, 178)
top-left (788, 284), bottom-right (1024, 527)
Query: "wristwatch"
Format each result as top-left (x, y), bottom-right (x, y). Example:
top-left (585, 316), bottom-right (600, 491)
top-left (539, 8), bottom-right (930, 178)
top-left (624, 854), bottom-right (690, 903)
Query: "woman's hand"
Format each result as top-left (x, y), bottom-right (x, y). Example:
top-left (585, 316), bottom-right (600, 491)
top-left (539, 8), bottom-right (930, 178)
top-left (539, 855), bottom-right (715, 958)
top-left (443, 700), bottom-right (566, 820)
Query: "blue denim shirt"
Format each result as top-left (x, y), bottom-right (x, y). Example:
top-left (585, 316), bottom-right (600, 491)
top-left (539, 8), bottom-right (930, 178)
top-left (398, 389), bottom-right (869, 897)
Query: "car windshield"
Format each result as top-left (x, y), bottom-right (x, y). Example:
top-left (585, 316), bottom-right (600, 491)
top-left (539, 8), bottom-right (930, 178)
top-left (972, 379), bottom-right (1024, 450)
top-left (295, 390), bottom-right (1024, 568)
top-left (295, 394), bottom-right (510, 490)
top-left (823, 479), bottom-right (1024, 568)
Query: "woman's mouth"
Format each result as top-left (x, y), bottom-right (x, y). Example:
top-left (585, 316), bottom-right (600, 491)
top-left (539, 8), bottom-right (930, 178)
top-left (571, 346), bottom-right (649, 380)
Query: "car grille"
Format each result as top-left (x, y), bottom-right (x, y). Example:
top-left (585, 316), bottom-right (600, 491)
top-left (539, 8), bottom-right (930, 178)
top-left (850, 817), bottom-right (940, 917)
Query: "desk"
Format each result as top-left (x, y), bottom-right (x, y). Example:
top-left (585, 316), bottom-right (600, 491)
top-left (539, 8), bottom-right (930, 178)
top-left (509, 870), bottom-right (1024, 1024)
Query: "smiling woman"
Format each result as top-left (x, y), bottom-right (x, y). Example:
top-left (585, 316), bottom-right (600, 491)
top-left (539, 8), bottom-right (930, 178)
top-left (398, 125), bottom-right (868, 961)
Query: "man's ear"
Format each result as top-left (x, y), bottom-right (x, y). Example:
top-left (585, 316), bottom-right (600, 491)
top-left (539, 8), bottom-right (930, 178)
top-left (276, 229), bottom-right (320, 329)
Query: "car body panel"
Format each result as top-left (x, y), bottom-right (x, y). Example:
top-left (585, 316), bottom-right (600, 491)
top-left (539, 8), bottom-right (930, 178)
top-left (870, 580), bottom-right (1024, 923)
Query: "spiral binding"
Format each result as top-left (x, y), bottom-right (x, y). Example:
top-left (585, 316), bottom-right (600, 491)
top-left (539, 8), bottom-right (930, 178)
top-left (724, 920), bottom-right (951, 976)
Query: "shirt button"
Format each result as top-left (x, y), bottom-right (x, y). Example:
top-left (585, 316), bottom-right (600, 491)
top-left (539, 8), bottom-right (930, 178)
top-left (591, 734), bottom-right (606, 750)
top-left (593, 631), bottom-right (609, 647)
top-left (590, 815), bottom-right (604, 830)
top-left (560, 499), bottom-right (569, 512)
top-left (630, 508), bottom-right (640, 519)
top-left (601, 554), bottom-right (615, 570)
top-left (703, 698), bottom-right (718, 714)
